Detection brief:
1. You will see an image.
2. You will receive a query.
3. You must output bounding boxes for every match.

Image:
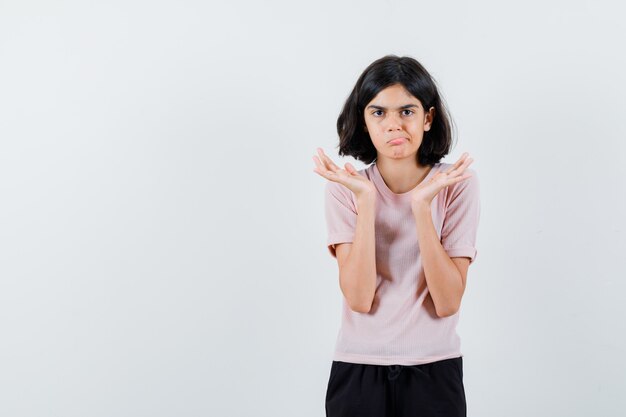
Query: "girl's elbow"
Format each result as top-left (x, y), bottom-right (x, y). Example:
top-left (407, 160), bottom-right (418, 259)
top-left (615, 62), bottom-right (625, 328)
top-left (349, 294), bottom-right (374, 313)
top-left (436, 304), bottom-right (460, 318)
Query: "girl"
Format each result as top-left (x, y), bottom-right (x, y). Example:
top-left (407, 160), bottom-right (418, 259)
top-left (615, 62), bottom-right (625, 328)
top-left (312, 55), bottom-right (480, 417)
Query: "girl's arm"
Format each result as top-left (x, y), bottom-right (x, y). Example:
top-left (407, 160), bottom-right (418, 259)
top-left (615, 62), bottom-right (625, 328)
top-left (408, 155), bottom-right (479, 317)
top-left (336, 193), bottom-right (378, 313)
top-left (413, 203), bottom-right (468, 317)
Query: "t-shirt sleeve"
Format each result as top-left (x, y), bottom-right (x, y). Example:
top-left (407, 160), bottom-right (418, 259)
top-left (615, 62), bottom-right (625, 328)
top-left (440, 168), bottom-right (481, 264)
top-left (324, 181), bottom-right (358, 258)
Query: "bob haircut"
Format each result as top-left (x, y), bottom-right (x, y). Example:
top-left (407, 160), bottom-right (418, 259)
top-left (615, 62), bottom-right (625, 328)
top-left (336, 55), bottom-right (455, 166)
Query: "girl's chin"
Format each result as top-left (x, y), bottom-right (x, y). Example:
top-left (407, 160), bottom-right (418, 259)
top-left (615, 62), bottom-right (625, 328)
top-left (375, 145), bottom-right (418, 158)
top-left (386, 150), bottom-right (417, 159)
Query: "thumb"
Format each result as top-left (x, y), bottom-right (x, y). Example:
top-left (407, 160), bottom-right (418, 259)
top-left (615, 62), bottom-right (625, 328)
top-left (345, 162), bottom-right (357, 175)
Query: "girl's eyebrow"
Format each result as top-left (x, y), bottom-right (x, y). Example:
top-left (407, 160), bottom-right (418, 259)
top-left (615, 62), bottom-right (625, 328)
top-left (366, 104), bottom-right (419, 110)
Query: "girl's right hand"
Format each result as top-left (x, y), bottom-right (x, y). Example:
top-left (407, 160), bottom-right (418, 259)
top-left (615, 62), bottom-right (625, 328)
top-left (312, 148), bottom-right (377, 199)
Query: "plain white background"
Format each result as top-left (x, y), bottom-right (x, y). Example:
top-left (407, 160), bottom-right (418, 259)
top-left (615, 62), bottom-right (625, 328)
top-left (1, 0), bottom-right (625, 416)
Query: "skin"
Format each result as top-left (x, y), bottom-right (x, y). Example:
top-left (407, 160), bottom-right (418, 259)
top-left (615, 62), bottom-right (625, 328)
top-left (363, 83), bottom-right (435, 194)
top-left (313, 83), bottom-right (475, 316)
top-left (411, 157), bottom-right (474, 317)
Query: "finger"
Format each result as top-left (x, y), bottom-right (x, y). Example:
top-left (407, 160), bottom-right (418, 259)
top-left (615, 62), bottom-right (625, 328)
top-left (313, 155), bottom-right (334, 179)
top-left (455, 173), bottom-right (472, 184)
top-left (313, 154), bottom-right (346, 182)
top-left (312, 156), bottom-right (323, 175)
top-left (313, 155), bottom-right (325, 171)
top-left (318, 148), bottom-right (339, 172)
top-left (447, 173), bottom-right (472, 186)
top-left (345, 162), bottom-right (357, 175)
top-left (446, 156), bottom-right (473, 178)
top-left (448, 152), bottom-right (469, 172)
top-left (313, 154), bottom-right (334, 172)
top-left (444, 152), bottom-right (469, 175)
top-left (316, 148), bottom-right (328, 165)
top-left (313, 155), bottom-right (320, 166)
top-left (317, 148), bottom-right (341, 173)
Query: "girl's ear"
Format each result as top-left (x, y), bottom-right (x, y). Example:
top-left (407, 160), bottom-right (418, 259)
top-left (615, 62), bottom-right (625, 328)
top-left (424, 107), bottom-right (435, 131)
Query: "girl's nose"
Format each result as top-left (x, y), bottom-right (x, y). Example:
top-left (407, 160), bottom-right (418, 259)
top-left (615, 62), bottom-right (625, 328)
top-left (385, 115), bottom-right (403, 130)
top-left (386, 123), bottom-right (402, 132)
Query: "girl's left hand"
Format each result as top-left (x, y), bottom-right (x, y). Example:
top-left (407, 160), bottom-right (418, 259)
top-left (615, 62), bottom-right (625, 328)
top-left (410, 152), bottom-right (474, 211)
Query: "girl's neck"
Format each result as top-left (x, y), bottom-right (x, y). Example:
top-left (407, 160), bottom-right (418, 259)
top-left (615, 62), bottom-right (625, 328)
top-left (375, 157), bottom-right (432, 194)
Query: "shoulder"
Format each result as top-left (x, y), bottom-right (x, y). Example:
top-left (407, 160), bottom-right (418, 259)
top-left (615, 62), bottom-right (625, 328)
top-left (324, 179), bottom-right (349, 196)
top-left (324, 180), bottom-right (356, 210)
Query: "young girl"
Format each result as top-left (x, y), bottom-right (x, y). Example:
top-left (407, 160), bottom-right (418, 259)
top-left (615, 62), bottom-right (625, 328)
top-left (312, 55), bottom-right (480, 417)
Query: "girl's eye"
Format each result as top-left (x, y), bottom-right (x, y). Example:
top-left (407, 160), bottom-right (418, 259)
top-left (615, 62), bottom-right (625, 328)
top-left (372, 110), bottom-right (415, 117)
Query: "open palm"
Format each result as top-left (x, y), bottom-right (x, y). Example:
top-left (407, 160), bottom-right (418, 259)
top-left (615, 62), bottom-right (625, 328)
top-left (312, 148), bottom-right (376, 198)
top-left (410, 152), bottom-right (474, 209)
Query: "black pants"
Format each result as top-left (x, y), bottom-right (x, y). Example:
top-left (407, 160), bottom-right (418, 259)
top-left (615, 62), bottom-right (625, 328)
top-left (325, 356), bottom-right (466, 417)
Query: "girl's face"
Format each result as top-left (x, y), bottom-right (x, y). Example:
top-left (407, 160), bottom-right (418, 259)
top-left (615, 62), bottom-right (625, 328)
top-left (363, 83), bottom-right (435, 163)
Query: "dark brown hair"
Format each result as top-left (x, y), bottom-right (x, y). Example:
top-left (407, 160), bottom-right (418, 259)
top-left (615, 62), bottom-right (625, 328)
top-left (336, 55), bottom-right (455, 166)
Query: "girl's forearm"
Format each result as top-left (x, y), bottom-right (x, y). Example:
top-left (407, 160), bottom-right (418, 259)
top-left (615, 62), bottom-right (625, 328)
top-left (412, 203), bottom-right (463, 317)
top-left (339, 195), bottom-right (377, 313)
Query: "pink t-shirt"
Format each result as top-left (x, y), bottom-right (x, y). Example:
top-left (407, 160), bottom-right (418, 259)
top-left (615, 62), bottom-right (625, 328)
top-left (324, 161), bottom-right (480, 365)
